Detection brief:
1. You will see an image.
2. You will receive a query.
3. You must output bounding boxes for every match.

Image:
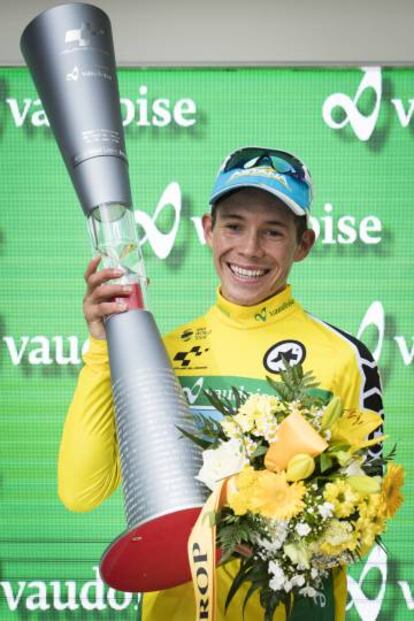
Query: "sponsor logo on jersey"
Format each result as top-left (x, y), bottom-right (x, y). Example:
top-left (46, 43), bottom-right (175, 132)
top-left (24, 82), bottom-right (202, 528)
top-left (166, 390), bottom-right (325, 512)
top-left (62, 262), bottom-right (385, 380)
top-left (254, 299), bottom-right (294, 323)
top-left (180, 328), bottom-right (194, 341)
top-left (180, 327), bottom-right (211, 341)
top-left (255, 307), bottom-right (267, 322)
top-left (263, 340), bottom-right (306, 374)
top-left (173, 346), bottom-right (209, 368)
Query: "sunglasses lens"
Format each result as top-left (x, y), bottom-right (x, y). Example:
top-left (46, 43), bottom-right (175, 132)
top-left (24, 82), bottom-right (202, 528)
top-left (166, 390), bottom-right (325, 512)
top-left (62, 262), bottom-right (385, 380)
top-left (224, 149), bottom-right (305, 180)
top-left (224, 148), bottom-right (263, 171)
top-left (270, 156), bottom-right (296, 175)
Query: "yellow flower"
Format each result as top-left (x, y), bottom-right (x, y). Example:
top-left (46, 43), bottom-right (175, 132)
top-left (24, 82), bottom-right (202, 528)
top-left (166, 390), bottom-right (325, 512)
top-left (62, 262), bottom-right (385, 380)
top-left (358, 493), bottom-right (384, 519)
top-left (235, 465), bottom-right (258, 490)
top-left (235, 394), bottom-right (281, 441)
top-left (226, 467), bottom-right (305, 520)
top-left (323, 480), bottom-right (359, 518)
top-left (226, 466), bottom-right (257, 515)
top-left (239, 394), bottom-right (282, 419)
top-left (331, 409), bottom-right (385, 452)
top-left (286, 453), bottom-right (315, 481)
top-left (320, 396), bottom-right (343, 431)
top-left (318, 519), bottom-right (357, 556)
top-left (347, 475), bottom-right (381, 495)
top-left (252, 470), bottom-right (305, 519)
top-left (381, 463), bottom-right (404, 518)
top-left (354, 508), bottom-right (386, 548)
top-left (354, 517), bottom-right (377, 556)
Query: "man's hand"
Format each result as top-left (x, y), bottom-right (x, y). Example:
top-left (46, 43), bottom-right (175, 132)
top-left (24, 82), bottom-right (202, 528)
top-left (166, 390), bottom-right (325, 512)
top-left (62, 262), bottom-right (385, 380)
top-left (83, 256), bottom-right (132, 340)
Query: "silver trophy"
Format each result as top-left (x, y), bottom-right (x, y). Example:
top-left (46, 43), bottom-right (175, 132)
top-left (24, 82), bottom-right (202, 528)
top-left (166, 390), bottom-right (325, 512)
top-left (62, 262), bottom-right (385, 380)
top-left (21, 2), bottom-right (207, 593)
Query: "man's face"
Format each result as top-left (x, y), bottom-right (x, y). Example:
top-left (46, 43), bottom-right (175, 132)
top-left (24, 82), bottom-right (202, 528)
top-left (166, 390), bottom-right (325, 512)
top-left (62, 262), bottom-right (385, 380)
top-left (202, 188), bottom-right (315, 307)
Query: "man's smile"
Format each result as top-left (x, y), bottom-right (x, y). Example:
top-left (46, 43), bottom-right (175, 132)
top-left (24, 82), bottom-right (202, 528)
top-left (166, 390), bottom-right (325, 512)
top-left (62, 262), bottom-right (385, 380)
top-left (226, 262), bottom-right (270, 281)
top-left (227, 263), bottom-right (270, 281)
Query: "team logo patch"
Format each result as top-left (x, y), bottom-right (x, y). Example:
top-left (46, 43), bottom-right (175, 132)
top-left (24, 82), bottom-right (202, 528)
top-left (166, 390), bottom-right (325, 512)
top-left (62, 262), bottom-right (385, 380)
top-left (263, 340), bottom-right (306, 374)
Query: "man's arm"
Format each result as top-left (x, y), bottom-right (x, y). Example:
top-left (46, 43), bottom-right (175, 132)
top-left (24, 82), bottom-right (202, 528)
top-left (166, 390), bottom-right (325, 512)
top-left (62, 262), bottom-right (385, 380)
top-left (57, 257), bottom-right (131, 511)
top-left (58, 337), bottom-right (121, 511)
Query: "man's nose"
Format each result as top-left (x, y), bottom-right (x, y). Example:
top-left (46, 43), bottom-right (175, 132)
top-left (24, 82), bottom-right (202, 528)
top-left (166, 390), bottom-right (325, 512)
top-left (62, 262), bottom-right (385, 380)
top-left (239, 231), bottom-right (264, 258)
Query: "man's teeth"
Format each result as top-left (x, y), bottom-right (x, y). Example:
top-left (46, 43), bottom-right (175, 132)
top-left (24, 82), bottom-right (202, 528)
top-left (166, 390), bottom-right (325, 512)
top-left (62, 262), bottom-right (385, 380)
top-left (230, 264), bottom-right (267, 278)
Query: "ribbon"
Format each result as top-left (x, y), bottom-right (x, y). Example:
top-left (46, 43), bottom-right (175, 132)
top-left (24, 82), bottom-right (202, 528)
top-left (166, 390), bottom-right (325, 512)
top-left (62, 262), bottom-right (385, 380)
top-left (188, 480), bottom-right (227, 621)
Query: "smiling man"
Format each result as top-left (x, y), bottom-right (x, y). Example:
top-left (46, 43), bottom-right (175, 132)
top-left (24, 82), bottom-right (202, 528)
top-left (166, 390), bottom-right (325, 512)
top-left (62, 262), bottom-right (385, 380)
top-left (59, 147), bottom-right (383, 620)
top-left (202, 188), bottom-right (314, 307)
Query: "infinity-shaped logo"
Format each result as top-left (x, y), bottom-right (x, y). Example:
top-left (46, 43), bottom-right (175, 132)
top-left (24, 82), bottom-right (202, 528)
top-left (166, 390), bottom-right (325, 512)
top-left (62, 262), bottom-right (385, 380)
top-left (322, 67), bottom-right (382, 141)
top-left (357, 300), bottom-right (385, 364)
top-left (134, 181), bottom-right (181, 260)
top-left (346, 545), bottom-right (388, 620)
top-left (255, 307), bottom-right (267, 322)
top-left (182, 377), bottom-right (205, 405)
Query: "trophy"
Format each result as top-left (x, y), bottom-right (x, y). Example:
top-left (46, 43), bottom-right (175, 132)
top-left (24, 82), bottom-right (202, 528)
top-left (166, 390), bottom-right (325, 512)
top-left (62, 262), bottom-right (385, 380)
top-left (21, 2), bottom-right (207, 593)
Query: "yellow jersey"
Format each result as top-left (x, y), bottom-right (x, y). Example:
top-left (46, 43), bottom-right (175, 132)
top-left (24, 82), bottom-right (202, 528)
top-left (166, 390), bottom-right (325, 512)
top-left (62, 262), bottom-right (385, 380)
top-left (59, 285), bottom-right (383, 620)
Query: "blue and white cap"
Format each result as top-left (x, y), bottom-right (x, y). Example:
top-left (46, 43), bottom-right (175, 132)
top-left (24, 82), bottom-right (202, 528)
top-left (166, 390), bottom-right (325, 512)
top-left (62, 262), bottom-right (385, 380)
top-left (209, 146), bottom-right (313, 218)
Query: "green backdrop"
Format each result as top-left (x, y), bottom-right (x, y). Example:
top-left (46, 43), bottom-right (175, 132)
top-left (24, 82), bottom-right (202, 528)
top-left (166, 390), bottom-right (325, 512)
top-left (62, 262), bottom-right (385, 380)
top-left (0, 66), bottom-right (413, 619)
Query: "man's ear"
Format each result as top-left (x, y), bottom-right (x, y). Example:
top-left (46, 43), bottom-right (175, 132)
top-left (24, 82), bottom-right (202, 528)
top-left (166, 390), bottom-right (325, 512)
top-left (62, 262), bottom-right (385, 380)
top-left (294, 228), bottom-right (316, 262)
top-left (202, 213), bottom-right (214, 247)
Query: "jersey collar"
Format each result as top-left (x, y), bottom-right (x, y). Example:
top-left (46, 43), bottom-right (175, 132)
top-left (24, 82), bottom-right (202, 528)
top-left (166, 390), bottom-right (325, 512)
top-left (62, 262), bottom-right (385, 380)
top-left (214, 285), bottom-right (297, 328)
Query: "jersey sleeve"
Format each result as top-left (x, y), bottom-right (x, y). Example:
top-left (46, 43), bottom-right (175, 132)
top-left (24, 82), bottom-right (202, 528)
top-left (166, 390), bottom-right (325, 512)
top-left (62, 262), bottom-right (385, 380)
top-left (57, 337), bottom-right (121, 512)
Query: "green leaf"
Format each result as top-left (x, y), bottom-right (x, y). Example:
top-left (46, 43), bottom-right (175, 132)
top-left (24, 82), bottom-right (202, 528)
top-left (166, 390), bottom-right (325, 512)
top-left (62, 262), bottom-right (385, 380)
top-left (385, 443), bottom-right (397, 461)
top-left (203, 389), bottom-right (235, 416)
top-left (232, 386), bottom-right (249, 410)
top-left (224, 557), bottom-right (256, 611)
top-left (320, 453), bottom-right (334, 473)
top-left (251, 443), bottom-right (268, 458)
top-left (176, 426), bottom-right (212, 450)
top-left (375, 535), bottom-right (388, 554)
top-left (242, 582), bottom-right (262, 619)
top-left (266, 363), bottom-right (321, 404)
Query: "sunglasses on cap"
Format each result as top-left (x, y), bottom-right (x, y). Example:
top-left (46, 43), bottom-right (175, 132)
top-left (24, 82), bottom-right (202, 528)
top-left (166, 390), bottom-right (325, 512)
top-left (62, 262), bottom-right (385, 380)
top-left (220, 147), bottom-right (311, 184)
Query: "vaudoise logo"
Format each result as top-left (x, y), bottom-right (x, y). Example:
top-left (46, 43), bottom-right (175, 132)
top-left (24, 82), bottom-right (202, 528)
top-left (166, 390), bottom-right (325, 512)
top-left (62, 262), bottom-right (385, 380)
top-left (323, 67), bottom-right (414, 141)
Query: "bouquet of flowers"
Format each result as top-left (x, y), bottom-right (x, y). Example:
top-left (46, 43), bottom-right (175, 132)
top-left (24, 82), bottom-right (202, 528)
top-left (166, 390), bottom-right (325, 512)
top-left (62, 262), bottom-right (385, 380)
top-left (181, 364), bottom-right (404, 620)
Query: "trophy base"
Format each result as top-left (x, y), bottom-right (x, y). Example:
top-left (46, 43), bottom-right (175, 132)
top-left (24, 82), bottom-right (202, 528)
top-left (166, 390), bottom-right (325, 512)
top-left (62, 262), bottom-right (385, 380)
top-left (100, 507), bottom-right (203, 592)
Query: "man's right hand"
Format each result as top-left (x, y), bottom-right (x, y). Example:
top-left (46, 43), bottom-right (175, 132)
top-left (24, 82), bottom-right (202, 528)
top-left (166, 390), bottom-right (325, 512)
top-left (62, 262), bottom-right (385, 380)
top-left (83, 256), bottom-right (132, 340)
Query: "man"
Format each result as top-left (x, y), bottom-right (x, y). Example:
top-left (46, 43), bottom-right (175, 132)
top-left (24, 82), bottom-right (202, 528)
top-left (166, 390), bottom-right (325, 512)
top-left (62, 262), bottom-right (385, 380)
top-left (59, 147), bottom-right (383, 620)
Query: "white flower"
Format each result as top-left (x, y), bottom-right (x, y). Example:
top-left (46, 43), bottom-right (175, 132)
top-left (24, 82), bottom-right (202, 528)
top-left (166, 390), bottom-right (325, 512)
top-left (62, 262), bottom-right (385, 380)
top-left (284, 580), bottom-right (293, 592)
top-left (268, 561), bottom-right (286, 592)
top-left (318, 501), bottom-right (334, 519)
top-left (221, 418), bottom-right (240, 440)
top-left (299, 585), bottom-right (317, 598)
top-left (295, 522), bottom-right (311, 537)
top-left (283, 543), bottom-right (310, 569)
top-left (341, 455), bottom-right (366, 477)
top-left (290, 574), bottom-right (306, 588)
top-left (258, 521), bottom-right (289, 555)
top-left (196, 439), bottom-right (246, 491)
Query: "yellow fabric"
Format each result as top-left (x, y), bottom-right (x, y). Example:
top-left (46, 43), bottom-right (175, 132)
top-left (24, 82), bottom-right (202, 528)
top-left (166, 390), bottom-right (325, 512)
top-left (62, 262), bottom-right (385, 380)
top-left (59, 284), bottom-right (383, 619)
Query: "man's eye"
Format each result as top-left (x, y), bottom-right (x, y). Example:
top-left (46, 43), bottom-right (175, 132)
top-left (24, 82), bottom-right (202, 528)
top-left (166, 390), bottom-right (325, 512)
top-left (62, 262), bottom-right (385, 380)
top-left (265, 229), bottom-right (282, 238)
top-left (225, 224), bottom-right (242, 231)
